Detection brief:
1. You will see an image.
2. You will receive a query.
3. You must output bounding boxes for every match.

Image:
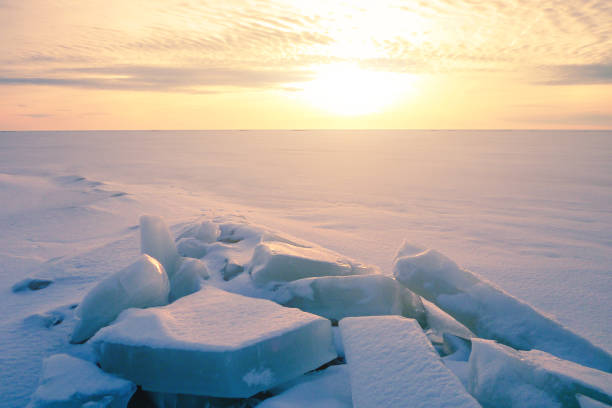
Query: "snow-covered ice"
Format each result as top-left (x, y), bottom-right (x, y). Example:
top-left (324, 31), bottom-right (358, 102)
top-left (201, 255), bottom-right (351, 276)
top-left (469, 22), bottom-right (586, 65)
top-left (92, 285), bottom-right (336, 397)
top-left (394, 246), bottom-right (612, 372)
top-left (340, 315), bottom-right (481, 408)
top-left (259, 365), bottom-right (352, 408)
top-left (274, 274), bottom-right (425, 324)
top-left (70, 254), bottom-right (170, 343)
top-left (27, 354), bottom-right (135, 408)
top-left (468, 339), bottom-right (612, 408)
top-left (1, 130), bottom-right (611, 407)
top-left (249, 241), bottom-right (378, 286)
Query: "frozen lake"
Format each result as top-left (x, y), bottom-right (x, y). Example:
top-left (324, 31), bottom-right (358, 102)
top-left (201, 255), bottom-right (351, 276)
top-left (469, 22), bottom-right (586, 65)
top-left (0, 130), bottom-right (611, 405)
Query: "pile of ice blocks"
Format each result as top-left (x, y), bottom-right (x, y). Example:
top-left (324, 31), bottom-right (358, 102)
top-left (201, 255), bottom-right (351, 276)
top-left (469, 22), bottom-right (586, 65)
top-left (29, 217), bottom-right (612, 408)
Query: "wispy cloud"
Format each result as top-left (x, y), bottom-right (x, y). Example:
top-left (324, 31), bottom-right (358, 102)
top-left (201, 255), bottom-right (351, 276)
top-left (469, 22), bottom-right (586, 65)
top-left (536, 64), bottom-right (612, 85)
top-left (18, 113), bottom-right (54, 118)
top-left (0, 65), bottom-right (314, 93)
top-left (1, 0), bottom-right (611, 94)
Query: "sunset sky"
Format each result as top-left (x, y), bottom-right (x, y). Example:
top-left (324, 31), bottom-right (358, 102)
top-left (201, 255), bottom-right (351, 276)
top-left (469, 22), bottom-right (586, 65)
top-left (1, 0), bottom-right (611, 129)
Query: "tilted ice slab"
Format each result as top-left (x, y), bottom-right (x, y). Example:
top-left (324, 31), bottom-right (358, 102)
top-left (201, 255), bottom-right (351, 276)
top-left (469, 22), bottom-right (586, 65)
top-left (258, 365), bottom-right (352, 408)
top-left (71, 254), bottom-right (169, 343)
top-left (140, 215), bottom-right (209, 303)
top-left (168, 258), bottom-right (209, 302)
top-left (422, 298), bottom-right (474, 342)
top-left (140, 215), bottom-right (181, 277)
top-left (468, 339), bottom-right (612, 408)
top-left (274, 274), bottom-right (426, 325)
top-left (28, 354), bottom-right (135, 408)
top-left (92, 286), bottom-right (336, 398)
top-left (340, 316), bottom-right (481, 408)
top-left (249, 241), bottom-right (377, 287)
top-left (393, 246), bottom-right (612, 372)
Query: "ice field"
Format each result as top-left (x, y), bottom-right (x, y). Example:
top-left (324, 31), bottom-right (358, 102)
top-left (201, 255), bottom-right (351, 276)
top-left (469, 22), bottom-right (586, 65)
top-left (0, 130), bottom-right (611, 407)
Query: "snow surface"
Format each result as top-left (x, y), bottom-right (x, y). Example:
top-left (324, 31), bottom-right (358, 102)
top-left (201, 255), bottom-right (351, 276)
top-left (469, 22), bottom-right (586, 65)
top-left (92, 286), bottom-right (336, 397)
top-left (1, 130), bottom-right (611, 406)
top-left (394, 246), bottom-right (612, 372)
top-left (27, 353), bottom-right (135, 408)
top-left (340, 316), bottom-right (481, 408)
top-left (468, 339), bottom-right (612, 408)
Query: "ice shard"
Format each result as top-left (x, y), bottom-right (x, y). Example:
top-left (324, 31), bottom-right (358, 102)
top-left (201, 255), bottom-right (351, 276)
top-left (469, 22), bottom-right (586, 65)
top-left (393, 246), bottom-right (612, 372)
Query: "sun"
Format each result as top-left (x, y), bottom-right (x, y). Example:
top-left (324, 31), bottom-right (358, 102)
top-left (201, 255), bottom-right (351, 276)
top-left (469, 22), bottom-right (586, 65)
top-left (300, 63), bottom-right (415, 116)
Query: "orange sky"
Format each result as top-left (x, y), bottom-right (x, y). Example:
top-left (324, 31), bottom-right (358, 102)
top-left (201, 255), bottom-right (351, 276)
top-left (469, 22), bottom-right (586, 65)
top-left (1, 0), bottom-right (611, 129)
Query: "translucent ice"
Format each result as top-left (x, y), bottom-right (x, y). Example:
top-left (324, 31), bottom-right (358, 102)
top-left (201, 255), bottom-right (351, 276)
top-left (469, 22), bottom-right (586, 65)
top-left (422, 298), bottom-right (474, 343)
top-left (249, 241), bottom-right (377, 286)
top-left (140, 215), bottom-right (180, 276)
top-left (176, 237), bottom-right (209, 259)
top-left (577, 395), bottom-right (612, 408)
top-left (92, 286), bottom-right (336, 398)
top-left (340, 316), bottom-right (481, 408)
top-left (27, 354), bottom-right (135, 408)
top-left (393, 246), bottom-right (612, 372)
top-left (71, 254), bottom-right (169, 343)
top-left (274, 274), bottom-right (425, 325)
top-left (195, 221), bottom-right (220, 243)
top-left (468, 339), bottom-right (612, 408)
top-left (168, 258), bottom-right (209, 302)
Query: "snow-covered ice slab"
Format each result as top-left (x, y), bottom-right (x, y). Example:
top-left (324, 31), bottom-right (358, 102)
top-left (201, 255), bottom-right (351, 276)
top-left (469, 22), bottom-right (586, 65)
top-left (71, 254), bottom-right (169, 343)
top-left (394, 247), bottom-right (612, 372)
top-left (92, 286), bottom-right (336, 398)
top-left (274, 274), bottom-right (425, 324)
top-left (249, 241), bottom-right (377, 286)
top-left (28, 354), bottom-right (135, 408)
top-left (258, 365), bottom-right (352, 408)
top-left (340, 316), bottom-right (481, 408)
top-left (468, 339), bottom-right (612, 408)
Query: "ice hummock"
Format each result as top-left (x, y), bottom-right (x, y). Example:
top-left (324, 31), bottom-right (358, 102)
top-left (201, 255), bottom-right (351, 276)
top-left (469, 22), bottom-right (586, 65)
top-left (92, 285), bottom-right (336, 398)
top-left (393, 245), bottom-right (612, 372)
top-left (274, 274), bottom-right (426, 325)
top-left (249, 241), bottom-right (378, 287)
top-left (339, 316), bottom-right (481, 408)
top-left (468, 339), bottom-right (612, 408)
top-left (70, 254), bottom-right (170, 343)
top-left (27, 354), bottom-right (135, 408)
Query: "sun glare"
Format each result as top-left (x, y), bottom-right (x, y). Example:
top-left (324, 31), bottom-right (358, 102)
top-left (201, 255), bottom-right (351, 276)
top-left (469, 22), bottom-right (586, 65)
top-left (300, 64), bottom-right (416, 116)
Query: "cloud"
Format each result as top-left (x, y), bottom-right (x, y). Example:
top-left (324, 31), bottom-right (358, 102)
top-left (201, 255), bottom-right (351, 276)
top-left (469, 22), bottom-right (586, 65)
top-left (506, 111), bottom-right (612, 127)
top-left (536, 64), bottom-right (612, 85)
top-left (0, 65), bottom-right (314, 93)
top-left (18, 113), bottom-right (54, 118)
